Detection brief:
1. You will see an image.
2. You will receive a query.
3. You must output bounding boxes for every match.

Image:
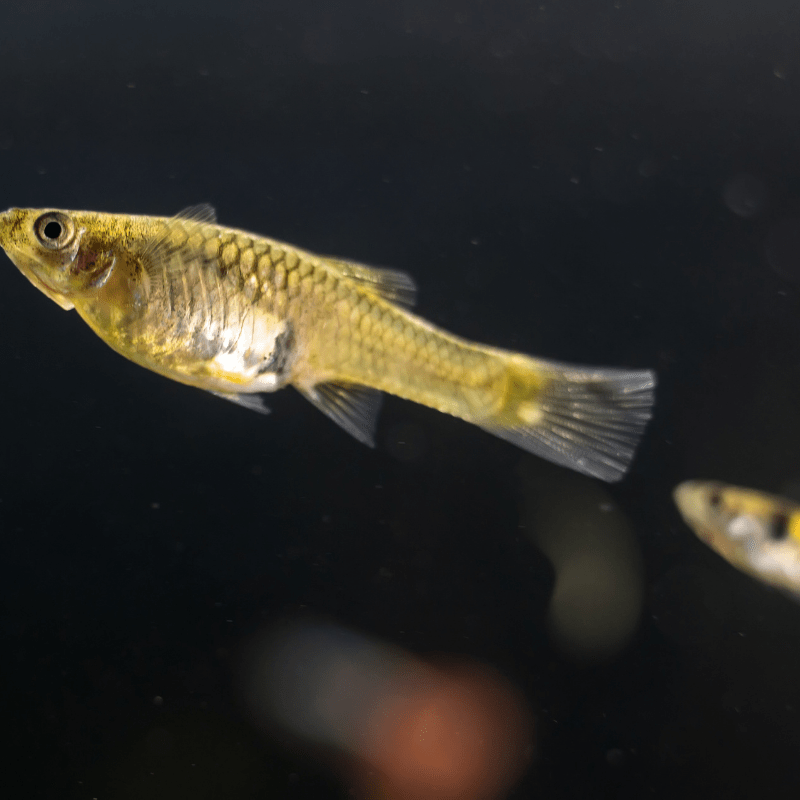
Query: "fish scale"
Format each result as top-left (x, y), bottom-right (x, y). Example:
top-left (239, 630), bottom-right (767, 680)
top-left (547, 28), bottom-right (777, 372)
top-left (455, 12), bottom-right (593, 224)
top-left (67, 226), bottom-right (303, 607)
top-left (0, 203), bottom-right (656, 481)
top-left (216, 228), bottom-right (478, 398)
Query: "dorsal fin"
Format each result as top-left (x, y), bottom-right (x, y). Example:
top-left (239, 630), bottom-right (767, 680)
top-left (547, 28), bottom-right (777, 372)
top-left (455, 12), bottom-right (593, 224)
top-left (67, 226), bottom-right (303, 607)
top-left (322, 257), bottom-right (417, 308)
top-left (175, 203), bottom-right (217, 224)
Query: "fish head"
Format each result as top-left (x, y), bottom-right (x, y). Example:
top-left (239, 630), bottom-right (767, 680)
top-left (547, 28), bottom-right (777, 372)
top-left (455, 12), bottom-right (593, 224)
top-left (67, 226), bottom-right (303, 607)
top-left (673, 480), bottom-right (725, 542)
top-left (672, 479), bottom-right (755, 565)
top-left (0, 207), bottom-right (126, 311)
top-left (673, 480), bottom-right (800, 587)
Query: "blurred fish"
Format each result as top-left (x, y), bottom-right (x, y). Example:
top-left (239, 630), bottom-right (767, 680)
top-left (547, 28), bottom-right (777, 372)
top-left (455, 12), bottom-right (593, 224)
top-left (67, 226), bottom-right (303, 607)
top-left (0, 204), bottom-right (655, 480)
top-left (674, 480), bottom-right (800, 595)
top-left (240, 620), bottom-right (533, 800)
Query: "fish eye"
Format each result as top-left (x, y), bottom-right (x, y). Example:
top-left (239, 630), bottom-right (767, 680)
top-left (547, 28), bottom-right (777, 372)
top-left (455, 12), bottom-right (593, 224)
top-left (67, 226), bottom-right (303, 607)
top-left (708, 488), bottom-right (723, 509)
top-left (34, 212), bottom-right (76, 250)
top-left (768, 512), bottom-right (790, 541)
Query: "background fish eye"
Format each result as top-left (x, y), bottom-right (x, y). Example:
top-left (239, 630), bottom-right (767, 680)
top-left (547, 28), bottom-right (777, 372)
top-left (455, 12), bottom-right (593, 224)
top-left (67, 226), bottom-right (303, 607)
top-left (34, 212), bottom-right (74, 250)
top-left (768, 512), bottom-right (790, 541)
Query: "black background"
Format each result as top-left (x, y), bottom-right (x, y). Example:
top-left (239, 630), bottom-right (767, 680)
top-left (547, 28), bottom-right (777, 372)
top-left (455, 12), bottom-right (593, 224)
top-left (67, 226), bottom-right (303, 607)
top-left (2, 1), bottom-right (800, 798)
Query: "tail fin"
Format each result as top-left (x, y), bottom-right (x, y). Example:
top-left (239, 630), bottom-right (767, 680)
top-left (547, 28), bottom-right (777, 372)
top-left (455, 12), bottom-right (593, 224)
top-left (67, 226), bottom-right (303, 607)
top-left (479, 355), bottom-right (656, 482)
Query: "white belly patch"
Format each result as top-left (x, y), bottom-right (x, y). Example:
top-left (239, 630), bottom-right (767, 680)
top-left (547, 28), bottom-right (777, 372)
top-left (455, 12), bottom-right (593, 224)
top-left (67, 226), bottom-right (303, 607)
top-left (209, 309), bottom-right (294, 391)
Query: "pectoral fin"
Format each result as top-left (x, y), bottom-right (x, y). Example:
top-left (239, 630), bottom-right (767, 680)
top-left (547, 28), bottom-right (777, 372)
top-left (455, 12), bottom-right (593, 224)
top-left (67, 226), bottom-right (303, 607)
top-left (297, 382), bottom-right (383, 447)
top-left (140, 203), bottom-right (220, 297)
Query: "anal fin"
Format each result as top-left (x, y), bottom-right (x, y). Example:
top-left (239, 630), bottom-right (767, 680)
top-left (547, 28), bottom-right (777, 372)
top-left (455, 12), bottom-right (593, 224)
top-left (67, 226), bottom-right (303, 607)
top-left (209, 390), bottom-right (271, 415)
top-left (297, 382), bottom-right (383, 447)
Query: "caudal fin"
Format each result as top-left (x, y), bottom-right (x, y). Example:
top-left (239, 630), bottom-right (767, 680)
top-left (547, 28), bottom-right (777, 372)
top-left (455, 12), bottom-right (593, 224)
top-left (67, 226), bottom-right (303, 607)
top-left (479, 356), bottom-right (656, 482)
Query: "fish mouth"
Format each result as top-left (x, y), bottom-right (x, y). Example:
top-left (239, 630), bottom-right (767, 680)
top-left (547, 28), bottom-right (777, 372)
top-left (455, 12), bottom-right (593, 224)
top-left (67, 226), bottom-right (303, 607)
top-left (673, 481), bottom-right (723, 549)
top-left (0, 242), bottom-right (75, 310)
top-left (21, 265), bottom-right (75, 310)
top-left (34, 273), bottom-right (72, 305)
top-left (673, 481), bottom-right (704, 521)
top-left (0, 208), bottom-right (78, 310)
top-left (694, 526), bottom-right (715, 545)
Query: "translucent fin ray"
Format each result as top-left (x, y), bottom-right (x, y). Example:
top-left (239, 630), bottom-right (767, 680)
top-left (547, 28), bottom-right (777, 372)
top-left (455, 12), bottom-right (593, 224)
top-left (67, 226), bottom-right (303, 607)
top-left (175, 203), bottom-right (217, 224)
top-left (140, 204), bottom-right (221, 290)
top-left (210, 391), bottom-right (270, 415)
top-left (480, 359), bottom-right (656, 482)
top-left (322, 257), bottom-right (417, 308)
top-left (298, 382), bottom-right (384, 447)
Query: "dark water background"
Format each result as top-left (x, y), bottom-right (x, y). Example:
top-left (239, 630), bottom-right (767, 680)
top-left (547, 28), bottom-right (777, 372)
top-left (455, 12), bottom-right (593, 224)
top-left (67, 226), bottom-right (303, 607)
top-left (2, 1), bottom-right (800, 797)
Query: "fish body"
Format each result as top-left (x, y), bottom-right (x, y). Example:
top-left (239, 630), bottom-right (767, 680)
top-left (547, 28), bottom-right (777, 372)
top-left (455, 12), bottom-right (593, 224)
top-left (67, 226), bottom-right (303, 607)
top-left (0, 204), bottom-right (655, 480)
top-left (674, 480), bottom-right (800, 595)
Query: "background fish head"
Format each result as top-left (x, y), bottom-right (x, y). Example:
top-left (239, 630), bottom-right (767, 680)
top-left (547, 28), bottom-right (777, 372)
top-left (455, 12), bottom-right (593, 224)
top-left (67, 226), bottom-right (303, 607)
top-left (0, 207), bottom-right (126, 311)
top-left (673, 480), bottom-right (793, 581)
top-left (673, 481), bottom-right (721, 540)
top-left (672, 480), bottom-right (745, 561)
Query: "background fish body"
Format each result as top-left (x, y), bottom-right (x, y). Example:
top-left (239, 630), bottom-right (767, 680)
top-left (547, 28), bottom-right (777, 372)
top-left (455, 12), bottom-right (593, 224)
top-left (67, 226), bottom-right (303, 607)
top-left (674, 480), bottom-right (800, 596)
top-left (0, 204), bottom-right (655, 481)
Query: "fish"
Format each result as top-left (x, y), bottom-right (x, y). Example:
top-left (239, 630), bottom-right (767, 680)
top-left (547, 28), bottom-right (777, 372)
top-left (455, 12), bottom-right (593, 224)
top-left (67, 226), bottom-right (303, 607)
top-left (674, 480), bottom-right (800, 595)
top-left (0, 204), bottom-right (655, 481)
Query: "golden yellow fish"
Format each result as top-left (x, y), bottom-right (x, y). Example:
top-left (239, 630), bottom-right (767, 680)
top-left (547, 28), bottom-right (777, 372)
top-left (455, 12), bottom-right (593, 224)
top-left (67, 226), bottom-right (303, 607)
top-left (0, 204), bottom-right (655, 480)
top-left (674, 480), bottom-right (800, 594)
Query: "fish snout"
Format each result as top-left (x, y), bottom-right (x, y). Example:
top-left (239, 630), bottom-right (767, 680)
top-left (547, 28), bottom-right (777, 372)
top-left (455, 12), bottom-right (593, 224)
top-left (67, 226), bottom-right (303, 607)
top-left (672, 480), bottom-right (714, 529)
top-left (673, 481), bottom-right (702, 511)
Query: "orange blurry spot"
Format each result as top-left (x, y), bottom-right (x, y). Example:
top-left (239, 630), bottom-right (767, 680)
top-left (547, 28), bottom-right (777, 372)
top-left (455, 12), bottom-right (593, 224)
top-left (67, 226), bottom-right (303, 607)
top-left (390, 693), bottom-right (484, 785)
top-left (359, 663), bottom-right (532, 800)
top-left (238, 622), bottom-right (533, 800)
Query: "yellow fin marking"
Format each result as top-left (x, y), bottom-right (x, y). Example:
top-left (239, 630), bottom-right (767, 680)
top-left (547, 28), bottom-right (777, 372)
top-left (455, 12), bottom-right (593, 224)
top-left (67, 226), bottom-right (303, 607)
top-left (517, 400), bottom-right (544, 426)
top-left (789, 512), bottom-right (800, 544)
